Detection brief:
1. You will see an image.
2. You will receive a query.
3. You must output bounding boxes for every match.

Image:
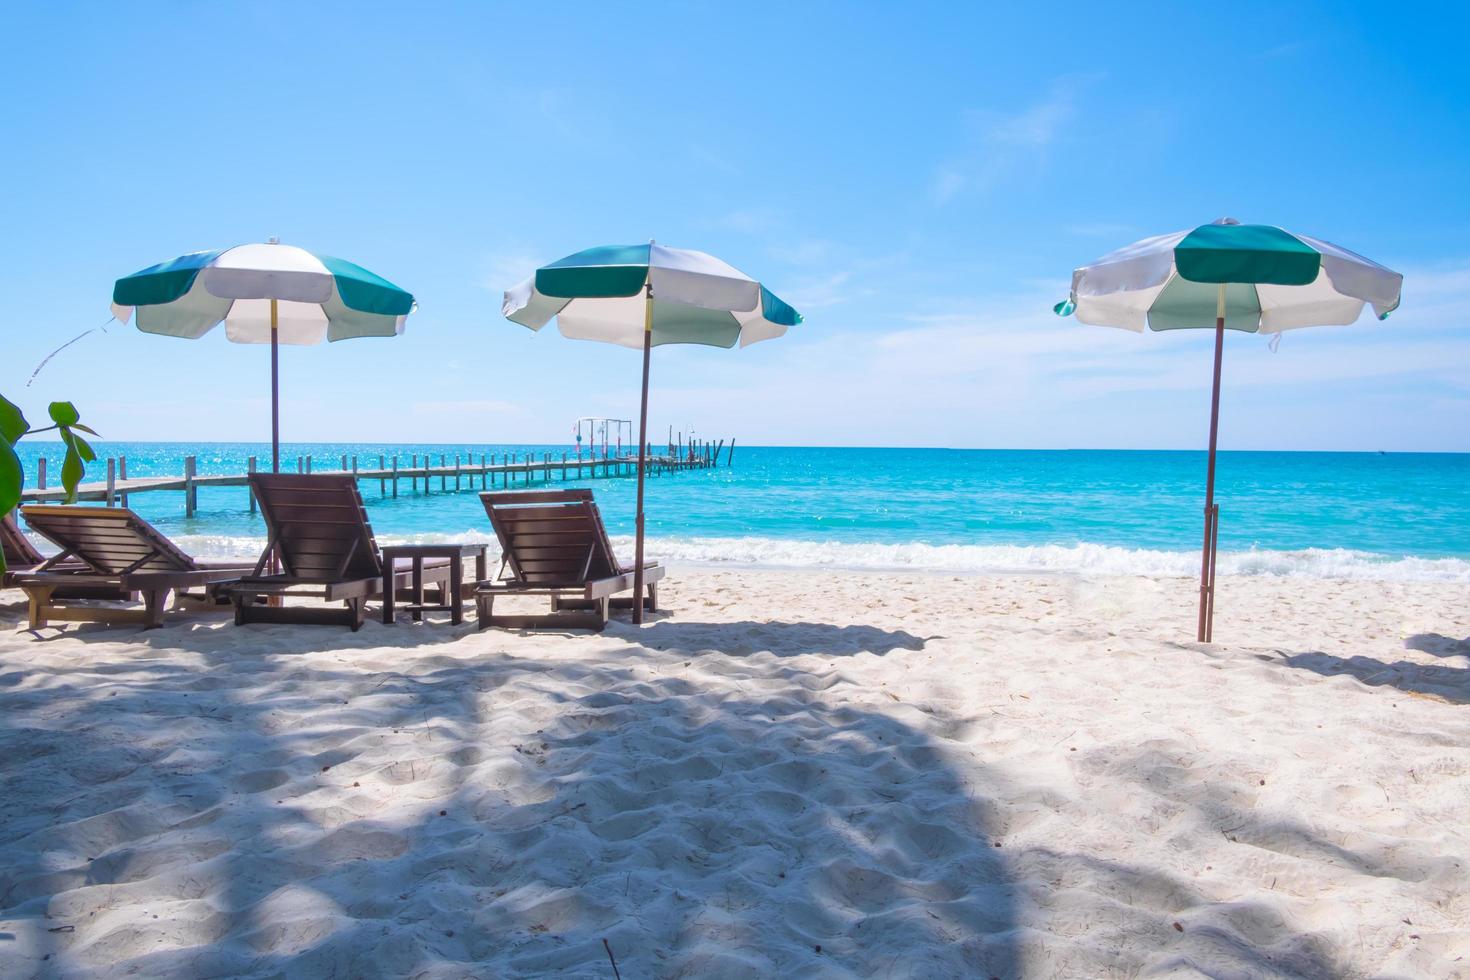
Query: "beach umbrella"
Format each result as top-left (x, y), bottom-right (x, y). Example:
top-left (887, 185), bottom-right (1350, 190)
top-left (503, 242), bottom-right (801, 623)
top-left (111, 240), bottom-right (415, 472)
top-left (1054, 217), bottom-right (1403, 642)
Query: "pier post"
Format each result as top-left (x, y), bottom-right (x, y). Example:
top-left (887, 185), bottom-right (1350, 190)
top-left (481, 454), bottom-right (487, 489)
top-left (455, 453), bottom-right (461, 491)
top-left (341, 454), bottom-right (348, 471)
top-left (411, 454), bottom-right (418, 492)
top-left (425, 455), bottom-right (432, 495)
top-left (248, 456), bottom-right (257, 512)
top-left (379, 455), bottom-right (386, 496)
top-left (351, 456), bottom-right (358, 481)
top-left (119, 455), bottom-right (129, 507)
top-left (392, 456), bottom-right (399, 498)
top-left (306, 455), bottom-right (313, 475)
top-left (184, 455), bottom-right (197, 517)
top-left (105, 458), bottom-right (116, 507)
top-left (37, 457), bottom-right (46, 491)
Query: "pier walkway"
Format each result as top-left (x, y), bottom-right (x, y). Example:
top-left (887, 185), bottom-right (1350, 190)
top-left (19, 439), bottom-right (733, 517)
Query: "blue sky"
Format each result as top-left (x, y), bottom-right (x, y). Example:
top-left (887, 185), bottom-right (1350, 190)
top-left (2, 1), bottom-right (1467, 451)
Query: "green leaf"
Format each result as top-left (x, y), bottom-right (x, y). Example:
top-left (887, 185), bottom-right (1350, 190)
top-left (61, 427), bottom-right (96, 463)
top-left (61, 448), bottom-right (84, 504)
top-left (48, 401), bottom-right (80, 427)
top-left (70, 423), bottom-right (101, 436)
top-left (0, 394), bottom-right (28, 446)
top-left (1, 441), bottom-right (23, 570)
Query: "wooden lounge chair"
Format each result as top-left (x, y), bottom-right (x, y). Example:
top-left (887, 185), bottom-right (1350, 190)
top-left (229, 473), bottom-right (453, 630)
top-left (475, 489), bottom-right (665, 630)
top-left (14, 506), bottom-right (253, 629)
top-left (2, 511), bottom-right (135, 600)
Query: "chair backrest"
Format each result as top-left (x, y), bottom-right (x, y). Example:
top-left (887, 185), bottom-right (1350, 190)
top-left (20, 505), bottom-right (199, 574)
top-left (480, 489), bottom-right (619, 586)
top-left (250, 473), bottom-right (382, 582)
top-left (3, 511), bottom-right (44, 569)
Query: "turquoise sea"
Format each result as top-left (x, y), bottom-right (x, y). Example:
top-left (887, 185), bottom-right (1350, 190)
top-left (12, 442), bottom-right (1470, 580)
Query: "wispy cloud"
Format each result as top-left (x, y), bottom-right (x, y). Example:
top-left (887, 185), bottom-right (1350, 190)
top-left (689, 144), bottom-right (740, 176)
top-left (1065, 222), bottom-right (1142, 239)
top-left (767, 238), bottom-right (838, 266)
top-left (783, 270), bottom-right (857, 310)
top-left (930, 76), bottom-right (1097, 204)
top-left (717, 208), bottom-right (783, 234)
top-left (482, 245), bottom-right (550, 294)
top-left (412, 398), bottom-right (528, 418)
top-left (1255, 41), bottom-right (1307, 60)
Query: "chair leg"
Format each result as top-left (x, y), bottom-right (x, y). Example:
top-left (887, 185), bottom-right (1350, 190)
top-left (25, 586), bottom-right (56, 630)
top-left (475, 593), bottom-right (494, 631)
top-left (348, 597), bottom-right (365, 632)
top-left (596, 596), bottom-right (610, 629)
top-left (142, 589), bottom-right (170, 629)
top-left (645, 582), bottom-right (658, 612)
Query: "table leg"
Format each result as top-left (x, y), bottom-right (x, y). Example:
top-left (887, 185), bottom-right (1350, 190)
top-left (412, 558), bottom-right (424, 623)
top-left (450, 558), bottom-right (464, 626)
top-left (382, 562), bottom-right (395, 624)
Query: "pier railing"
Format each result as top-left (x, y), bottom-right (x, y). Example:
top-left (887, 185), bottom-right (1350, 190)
top-left (19, 439), bottom-right (732, 518)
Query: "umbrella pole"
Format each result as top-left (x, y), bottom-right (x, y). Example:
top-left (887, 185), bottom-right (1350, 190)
top-left (270, 298), bottom-right (280, 474)
top-left (268, 298), bottom-right (282, 582)
top-left (632, 285), bottom-right (653, 625)
top-left (1198, 285), bottom-right (1226, 642)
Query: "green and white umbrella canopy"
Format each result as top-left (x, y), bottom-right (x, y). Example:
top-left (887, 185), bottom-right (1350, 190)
top-left (502, 242), bottom-right (801, 625)
top-left (503, 243), bottom-right (800, 348)
top-left (112, 242), bottom-right (415, 344)
top-left (1054, 218), bottom-right (1402, 332)
top-left (112, 241), bottom-right (415, 472)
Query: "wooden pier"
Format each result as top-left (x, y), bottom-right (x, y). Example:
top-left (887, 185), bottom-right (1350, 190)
top-left (19, 438), bottom-right (733, 517)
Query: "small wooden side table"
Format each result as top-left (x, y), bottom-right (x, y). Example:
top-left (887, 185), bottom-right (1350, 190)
top-left (380, 543), bottom-right (488, 626)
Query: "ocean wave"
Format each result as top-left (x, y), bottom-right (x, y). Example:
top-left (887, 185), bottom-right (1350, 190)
top-left (631, 536), bottom-right (1470, 582)
top-left (157, 531), bottom-right (1470, 583)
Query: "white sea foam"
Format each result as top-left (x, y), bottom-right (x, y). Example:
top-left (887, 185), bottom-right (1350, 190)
top-left (163, 532), bottom-right (1470, 583)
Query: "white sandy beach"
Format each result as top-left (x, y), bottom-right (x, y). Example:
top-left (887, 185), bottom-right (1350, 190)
top-left (0, 568), bottom-right (1466, 979)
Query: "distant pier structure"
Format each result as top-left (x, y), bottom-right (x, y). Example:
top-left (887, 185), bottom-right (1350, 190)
top-left (18, 427), bottom-right (734, 518)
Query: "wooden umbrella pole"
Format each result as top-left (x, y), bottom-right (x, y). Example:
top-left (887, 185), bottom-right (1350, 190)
top-left (270, 298), bottom-right (281, 474)
top-left (1198, 284), bottom-right (1226, 642)
top-left (632, 284), bottom-right (653, 625)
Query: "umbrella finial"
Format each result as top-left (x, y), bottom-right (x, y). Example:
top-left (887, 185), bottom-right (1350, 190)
top-left (268, 236), bottom-right (280, 245)
top-left (1212, 217), bottom-right (1241, 226)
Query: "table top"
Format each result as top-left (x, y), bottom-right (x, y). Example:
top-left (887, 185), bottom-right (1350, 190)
top-left (380, 543), bottom-right (488, 558)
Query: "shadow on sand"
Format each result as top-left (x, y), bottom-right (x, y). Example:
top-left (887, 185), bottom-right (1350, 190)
top-left (622, 619), bottom-right (932, 658)
top-left (1271, 634), bottom-right (1469, 706)
top-left (0, 601), bottom-right (1382, 977)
